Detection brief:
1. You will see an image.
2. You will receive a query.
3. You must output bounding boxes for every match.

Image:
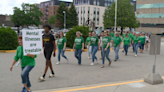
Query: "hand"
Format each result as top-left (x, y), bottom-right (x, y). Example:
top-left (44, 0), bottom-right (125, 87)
top-left (10, 66), bottom-right (13, 71)
top-left (105, 48), bottom-right (107, 51)
top-left (53, 52), bottom-right (56, 57)
top-left (27, 54), bottom-right (31, 57)
top-left (82, 48), bottom-right (84, 51)
top-left (99, 47), bottom-right (101, 50)
top-left (54, 50), bottom-right (56, 53)
top-left (117, 45), bottom-right (120, 47)
top-left (63, 48), bottom-right (65, 51)
top-left (73, 49), bottom-right (75, 51)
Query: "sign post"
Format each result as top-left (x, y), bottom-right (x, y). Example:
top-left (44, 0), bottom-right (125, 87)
top-left (22, 30), bottom-right (43, 55)
top-left (144, 36), bottom-right (163, 85)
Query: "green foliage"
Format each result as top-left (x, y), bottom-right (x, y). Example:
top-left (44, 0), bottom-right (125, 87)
top-left (11, 3), bottom-right (43, 27)
top-left (103, 0), bottom-right (140, 29)
top-left (55, 2), bottom-right (68, 28)
top-left (48, 15), bottom-right (56, 24)
top-left (67, 3), bottom-right (78, 28)
top-left (66, 26), bottom-right (89, 48)
top-left (0, 27), bottom-right (18, 50)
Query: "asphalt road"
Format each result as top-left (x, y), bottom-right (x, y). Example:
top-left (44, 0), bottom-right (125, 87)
top-left (1, 42), bottom-right (164, 92)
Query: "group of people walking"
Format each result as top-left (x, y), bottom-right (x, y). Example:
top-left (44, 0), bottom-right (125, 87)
top-left (10, 24), bottom-right (150, 92)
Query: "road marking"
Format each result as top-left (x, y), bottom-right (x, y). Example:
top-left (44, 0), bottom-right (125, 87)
top-left (51, 77), bottom-right (164, 92)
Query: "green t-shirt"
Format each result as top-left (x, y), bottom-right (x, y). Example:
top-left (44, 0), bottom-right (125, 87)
top-left (133, 36), bottom-right (140, 44)
top-left (113, 36), bottom-right (122, 47)
top-left (123, 37), bottom-right (130, 45)
top-left (110, 33), bottom-right (114, 37)
top-left (74, 37), bottom-right (84, 49)
top-left (131, 35), bottom-right (136, 41)
top-left (57, 37), bottom-right (67, 49)
top-left (123, 34), bottom-right (128, 38)
top-left (86, 37), bottom-right (91, 45)
top-left (128, 33), bottom-right (132, 38)
top-left (14, 46), bottom-right (37, 67)
top-left (102, 36), bottom-right (111, 48)
top-left (90, 36), bottom-right (99, 46)
top-left (140, 36), bottom-right (146, 44)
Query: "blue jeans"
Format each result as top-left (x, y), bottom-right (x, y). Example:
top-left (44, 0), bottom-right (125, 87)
top-left (141, 43), bottom-right (145, 50)
top-left (114, 47), bottom-right (120, 60)
top-left (133, 43), bottom-right (135, 51)
top-left (58, 49), bottom-right (67, 61)
top-left (75, 49), bottom-right (82, 65)
top-left (21, 66), bottom-right (34, 88)
top-left (102, 48), bottom-right (111, 64)
top-left (139, 43), bottom-right (141, 49)
top-left (92, 45), bottom-right (98, 62)
top-left (124, 45), bottom-right (129, 54)
top-left (134, 43), bottom-right (139, 54)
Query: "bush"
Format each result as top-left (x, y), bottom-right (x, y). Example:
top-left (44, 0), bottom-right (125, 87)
top-left (0, 27), bottom-right (19, 50)
top-left (66, 25), bottom-right (89, 48)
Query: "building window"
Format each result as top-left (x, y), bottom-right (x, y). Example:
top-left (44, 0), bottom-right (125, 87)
top-left (136, 13), bottom-right (164, 18)
top-left (88, 7), bottom-right (90, 19)
top-left (93, 0), bottom-right (96, 5)
top-left (94, 7), bottom-right (96, 14)
top-left (81, 15), bottom-right (82, 24)
top-left (88, 0), bottom-right (90, 4)
top-left (81, 7), bottom-right (82, 14)
top-left (97, 8), bottom-right (99, 15)
top-left (137, 3), bottom-right (164, 9)
top-left (97, 0), bottom-right (100, 6)
top-left (84, 7), bottom-right (85, 13)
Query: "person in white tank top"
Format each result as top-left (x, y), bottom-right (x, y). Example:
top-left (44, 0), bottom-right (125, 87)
top-left (145, 34), bottom-right (149, 51)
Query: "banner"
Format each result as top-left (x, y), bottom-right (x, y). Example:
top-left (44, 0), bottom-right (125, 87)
top-left (22, 30), bottom-right (43, 55)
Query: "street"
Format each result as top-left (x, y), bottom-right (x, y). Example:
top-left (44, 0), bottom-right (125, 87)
top-left (0, 42), bottom-right (164, 92)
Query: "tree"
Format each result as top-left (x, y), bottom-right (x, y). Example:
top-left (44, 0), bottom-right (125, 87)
top-left (66, 26), bottom-right (89, 48)
top-left (48, 15), bottom-right (56, 24)
top-left (11, 3), bottom-right (43, 27)
top-left (103, 0), bottom-right (140, 33)
top-left (67, 3), bottom-right (78, 28)
top-left (55, 2), bottom-right (68, 29)
top-left (103, 6), bottom-right (112, 29)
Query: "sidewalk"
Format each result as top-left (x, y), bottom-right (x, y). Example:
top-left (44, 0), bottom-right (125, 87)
top-left (34, 78), bottom-right (164, 92)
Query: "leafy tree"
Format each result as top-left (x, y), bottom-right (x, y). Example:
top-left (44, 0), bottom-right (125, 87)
top-left (0, 27), bottom-right (18, 50)
top-left (67, 3), bottom-right (78, 28)
top-left (48, 15), bottom-right (56, 24)
top-left (11, 3), bottom-right (43, 27)
top-left (66, 26), bottom-right (89, 48)
top-left (55, 2), bottom-right (68, 28)
top-left (103, 0), bottom-right (140, 33)
top-left (103, 6), bottom-right (112, 29)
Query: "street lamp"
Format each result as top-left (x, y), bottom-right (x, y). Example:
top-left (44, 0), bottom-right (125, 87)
top-left (63, 11), bottom-right (66, 29)
top-left (114, 0), bottom-right (117, 33)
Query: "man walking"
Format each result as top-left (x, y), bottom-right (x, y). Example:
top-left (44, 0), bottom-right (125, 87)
top-left (39, 25), bottom-right (56, 81)
top-left (112, 32), bottom-right (122, 61)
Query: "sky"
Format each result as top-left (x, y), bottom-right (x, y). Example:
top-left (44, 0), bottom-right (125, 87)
top-left (0, 0), bottom-right (73, 15)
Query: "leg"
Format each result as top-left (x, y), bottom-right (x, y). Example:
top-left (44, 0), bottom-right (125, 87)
top-left (58, 49), bottom-right (61, 61)
top-left (105, 48), bottom-right (111, 62)
top-left (61, 49), bottom-right (67, 59)
top-left (102, 48), bottom-right (105, 65)
top-left (116, 47), bottom-right (120, 59)
top-left (87, 45), bottom-right (90, 57)
top-left (89, 46), bottom-right (92, 56)
top-left (136, 44), bottom-right (139, 55)
top-left (114, 47), bottom-right (117, 60)
top-left (126, 45), bottom-right (128, 54)
top-left (123, 45), bottom-right (126, 54)
top-left (92, 46), bottom-right (98, 62)
top-left (75, 49), bottom-right (78, 59)
top-left (78, 50), bottom-right (82, 65)
top-left (92, 46), bottom-right (95, 62)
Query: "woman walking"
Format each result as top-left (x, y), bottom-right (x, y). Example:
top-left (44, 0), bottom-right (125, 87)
top-left (123, 34), bottom-right (130, 56)
top-left (133, 34), bottom-right (141, 57)
top-left (85, 32), bottom-right (92, 59)
top-left (139, 33), bottom-right (146, 53)
top-left (56, 32), bottom-right (68, 65)
top-left (101, 31), bottom-right (112, 68)
top-left (73, 31), bottom-right (84, 65)
top-left (145, 34), bottom-right (149, 51)
top-left (88, 31), bottom-right (100, 66)
top-left (10, 36), bottom-right (37, 92)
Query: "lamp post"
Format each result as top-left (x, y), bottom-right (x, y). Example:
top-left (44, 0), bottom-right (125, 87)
top-left (114, 0), bottom-right (117, 33)
top-left (63, 11), bottom-right (66, 29)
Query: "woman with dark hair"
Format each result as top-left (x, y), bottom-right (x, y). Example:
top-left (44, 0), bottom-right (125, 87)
top-left (88, 31), bottom-right (100, 66)
top-left (123, 34), bottom-right (130, 56)
top-left (73, 31), bottom-right (84, 65)
top-left (56, 31), bottom-right (68, 65)
top-left (139, 33), bottom-right (146, 53)
top-left (85, 32), bottom-right (92, 59)
top-left (10, 36), bottom-right (37, 92)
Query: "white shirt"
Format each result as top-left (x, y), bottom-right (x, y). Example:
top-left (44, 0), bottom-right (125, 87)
top-left (146, 36), bottom-right (149, 41)
top-left (100, 37), bottom-right (103, 47)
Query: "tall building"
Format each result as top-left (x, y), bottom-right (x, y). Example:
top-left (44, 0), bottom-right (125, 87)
top-left (74, 0), bottom-right (136, 29)
top-left (37, 0), bottom-right (72, 23)
top-left (136, 0), bottom-right (164, 34)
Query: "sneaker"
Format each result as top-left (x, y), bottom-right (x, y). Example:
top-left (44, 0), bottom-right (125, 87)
top-left (21, 87), bottom-right (27, 92)
top-left (38, 76), bottom-right (45, 81)
top-left (96, 59), bottom-right (99, 63)
top-left (135, 55), bottom-right (137, 57)
top-left (66, 58), bottom-right (69, 63)
top-left (88, 57), bottom-right (90, 59)
top-left (56, 62), bottom-right (60, 65)
top-left (114, 60), bottom-right (117, 62)
top-left (27, 90), bottom-right (32, 92)
top-left (90, 63), bottom-right (94, 66)
top-left (122, 50), bottom-right (124, 53)
top-left (49, 74), bottom-right (55, 78)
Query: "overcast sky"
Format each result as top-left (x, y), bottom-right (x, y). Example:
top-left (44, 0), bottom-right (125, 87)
top-left (0, 0), bottom-right (73, 15)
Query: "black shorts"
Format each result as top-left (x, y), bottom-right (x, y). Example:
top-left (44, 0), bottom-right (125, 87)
top-left (44, 50), bottom-right (53, 60)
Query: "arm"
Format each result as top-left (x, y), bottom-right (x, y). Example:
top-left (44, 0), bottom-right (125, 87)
top-left (73, 43), bottom-right (75, 51)
top-left (53, 40), bottom-right (56, 53)
top-left (85, 41), bottom-right (87, 47)
top-left (98, 41), bottom-right (100, 50)
top-left (63, 42), bottom-right (66, 50)
top-left (105, 42), bottom-right (110, 51)
top-left (88, 41), bottom-right (91, 48)
top-left (10, 60), bottom-right (17, 71)
top-left (82, 43), bottom-right (84, 51)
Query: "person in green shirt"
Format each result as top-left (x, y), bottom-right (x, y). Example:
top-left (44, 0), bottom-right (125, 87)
top-left (85, 32), bottom-right (92, 59)
top-left (112, 32), bottom-right (122, 61)
top-left (56, 32), bottom-right (68, 65)
top-left (133, 34), bottom-right (141, 57)
top-left (123, 34), bottom-right (131, 56)
top-left (88, 31), bottom-right (100, 66)
top-left (139, 33), bottom-right (146, 53)
top-left (73, 31), bottom-right (84, 65)
top-left (10, 36), bottom-right (37, 92)
top-left (110, 31), bottom-right (115, 39)
top-left (131, 32), bottom-right (136, 52)
top-left (101, 31), bottom-right (112, 68)
top-left (122, 31), bottom-right (128, 53)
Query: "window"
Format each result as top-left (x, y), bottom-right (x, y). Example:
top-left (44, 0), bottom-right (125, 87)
top-left (97, 8), bottom-right (99, 15)
top-left (94, 7), bottom-right (96, 14)
top-left (137, 3), bottom-right (164, 9)
top-left (97, 0), bottom-right (99, 6)
top-left (84, 7), bottom-right (85, 13)
top-left (88, 0), bottom-right (90, 4)
top-left (104, 3), bottom-right (107, 7)
top-left (93, 0), bottom-right (96, 5)
top-left (81, 7), bottom-right (82, 14)
top-left (141, 23), bottom-right (164, 28)
top-left (136, 13), bottom-right (164, 18)
top-left (88, 7), bottom-right (90, 19)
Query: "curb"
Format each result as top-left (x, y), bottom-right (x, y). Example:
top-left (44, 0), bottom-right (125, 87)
top-left (0, 48), bottom-right (113, 53)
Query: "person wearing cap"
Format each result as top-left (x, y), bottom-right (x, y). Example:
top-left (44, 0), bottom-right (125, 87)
top-left (73, 31), bottom-right (84, 65)
top-left (112, 32), bottom-right (122, 61)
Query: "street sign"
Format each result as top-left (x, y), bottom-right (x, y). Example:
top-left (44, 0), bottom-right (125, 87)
top-left (149, 36), bottom-right (161, 55)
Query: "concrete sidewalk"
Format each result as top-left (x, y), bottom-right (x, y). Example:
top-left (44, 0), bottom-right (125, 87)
top-left (34, 78), bottom-right (164, 92)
